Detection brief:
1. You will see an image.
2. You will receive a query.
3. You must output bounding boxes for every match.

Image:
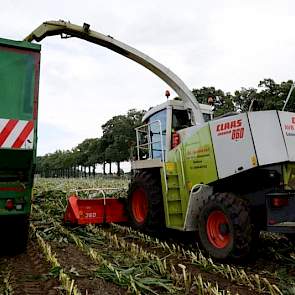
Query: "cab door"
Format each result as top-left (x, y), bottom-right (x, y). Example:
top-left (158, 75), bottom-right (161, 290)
top-left (147, 109), bottom-right (168, 160)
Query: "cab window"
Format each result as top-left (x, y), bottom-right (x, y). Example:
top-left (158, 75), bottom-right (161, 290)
top-left (172, 109), bottom-right (192, 131)
top-left (148, 109), bottom-right (167, 160)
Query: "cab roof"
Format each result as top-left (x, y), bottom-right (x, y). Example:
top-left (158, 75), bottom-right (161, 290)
top-left (143, 100), bottom-right (184, 122)
top-left (143, 99), bottom-right (213, 122)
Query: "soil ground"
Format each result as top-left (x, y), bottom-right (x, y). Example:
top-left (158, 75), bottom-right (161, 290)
top-left (0, 222), bottom-right (294, 294)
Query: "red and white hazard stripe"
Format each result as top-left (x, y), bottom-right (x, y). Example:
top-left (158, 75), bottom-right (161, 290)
top-left (0, 119), bottom-right (34, 149)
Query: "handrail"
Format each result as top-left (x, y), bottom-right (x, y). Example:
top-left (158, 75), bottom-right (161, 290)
top-left (178, 149), bottom-right (186, 188)
top-left (135, 119), bottom-right (165, 161)
top-left (135, 120), bottom-right (168, 191)
top-left (69, 187), bottom-right (125, 205)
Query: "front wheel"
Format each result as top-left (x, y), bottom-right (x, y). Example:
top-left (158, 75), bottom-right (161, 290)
top-left (127, 171), bottom-right (164, 232)
top-left (198, 192), bottom-right (253, 260)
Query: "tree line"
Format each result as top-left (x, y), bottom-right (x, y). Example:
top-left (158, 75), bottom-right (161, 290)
top-left (36, 78), bottom-right (295, 177)
top-left (36, 109), bottom-right (145, 177)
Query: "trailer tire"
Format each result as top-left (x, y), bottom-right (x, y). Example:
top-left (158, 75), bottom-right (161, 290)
top-left (198, 192), bottom-right (253, 260)
top-left (128, 171), bottom-right (164, 232)
top-left (15, 215), bottom-right (29, 253)
top-left (0, 215), bottom-right (29, 254)
top-left (286, 234), bottom-right (295, 244)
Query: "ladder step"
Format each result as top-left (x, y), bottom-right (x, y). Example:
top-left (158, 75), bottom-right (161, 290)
top-left (166, 190), bottom-right (181, 201)
top-left (167, 197), bottom-right (181, 201)
top-left (167, 184), bottom-right (180, 189)
top-left (168, 209), bottom-right (183, 214)
top-left (166, 171), bottom-right (178, 176)
top-left (167, 200), bottom-right (183, 214)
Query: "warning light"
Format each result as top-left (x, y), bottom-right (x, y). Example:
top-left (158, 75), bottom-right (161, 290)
top-left (208, 96), bottom-right (214, 105)
top-left (165, 90), bottom-right (170, 99)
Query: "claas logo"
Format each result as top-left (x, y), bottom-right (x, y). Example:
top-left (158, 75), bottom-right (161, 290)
top-left (216, 119), bottom-right (242, 132)
top-left (216, 119), bottom-right (244, 140)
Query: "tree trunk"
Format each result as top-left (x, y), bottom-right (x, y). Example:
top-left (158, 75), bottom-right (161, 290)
top-left (117, 162), bottom-right (121, 176)
top-left (103, 162), bottom-right (106, 175)
top-left (109, 162), bottom-right (112, 174)
top-left (93, 165), bottom-right (96, 177)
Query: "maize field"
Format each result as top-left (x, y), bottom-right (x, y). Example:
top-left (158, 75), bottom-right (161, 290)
top-left (0, 177), bottom-right (294, 295)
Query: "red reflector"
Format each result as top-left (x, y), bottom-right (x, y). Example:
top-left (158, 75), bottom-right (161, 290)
top-left (271, 197), bottom-right (288, 207)
top-left (172, 132), bottom-right (180, 148)
top-left (6, 199), bottom-right (14, 210)
top-left (268, 219), bottom-right (277, 225)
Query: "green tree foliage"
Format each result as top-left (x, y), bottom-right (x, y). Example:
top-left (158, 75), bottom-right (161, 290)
top-left (256, 79), bottom-right (295, 111)
top-left (232, 79), bottom-right (295, 113)
top-left (37, 109), bottom-right (145, 177)
top-left (192, 87), bottom-right (235, 117)
top-left (102, 109), bottom-right (145, 175)
top-left (232, 87), bottom-right (257, 113)
top-left (36, 150), bottom-right (76, 177)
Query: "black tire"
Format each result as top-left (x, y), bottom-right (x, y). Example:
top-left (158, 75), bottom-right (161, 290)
top-left (127, 170), bottom-right (164, 232)
top-left (286, 233), bottom-right (295, 244)
top-left (197, 192), bottom-right (253, 260)
top-left (15, 216), bottom-right (29, 253)
top-left (0, 215), bottom-right (29, 255)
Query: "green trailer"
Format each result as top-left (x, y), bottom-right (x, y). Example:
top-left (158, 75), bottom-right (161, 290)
top-left (0, 38), bottom-right (40, 252)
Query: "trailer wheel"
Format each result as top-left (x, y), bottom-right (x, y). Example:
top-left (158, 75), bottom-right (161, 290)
top-left (128, 171), bottom-right (164, 232)
top-left (198, 192), bottom-right (253, 260)
top-left (0, 215), bottom-right (29, 254)
top-left (286, 234), bottom-right (295, 244)
top-left (14, 215), bottom-right (29, 253)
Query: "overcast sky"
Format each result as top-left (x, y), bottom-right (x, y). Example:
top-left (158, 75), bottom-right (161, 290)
top-left (2, 0), bottom-right (295, 156)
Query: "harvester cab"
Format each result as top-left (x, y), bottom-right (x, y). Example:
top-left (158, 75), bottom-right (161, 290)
top-left (22, 20), bottom-right (295, 260)
top-left (134, 99), bottom-right (213, 163)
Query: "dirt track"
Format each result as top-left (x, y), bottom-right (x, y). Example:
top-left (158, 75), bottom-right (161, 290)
top-left (0, 240), bottom-right (61, 295)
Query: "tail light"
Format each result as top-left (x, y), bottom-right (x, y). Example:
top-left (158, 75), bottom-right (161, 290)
top-left (5, 199), bottom-right (14, 210)
top-left (271, 197), bottom-right (288, 208)
top-left (172, 132), bottom-right (180, 148)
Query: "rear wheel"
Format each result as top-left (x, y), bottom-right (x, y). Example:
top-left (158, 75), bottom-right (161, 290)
top-left (128, 171), bottom-right (164, 232)
top-left (198, 192), bottom-right (253, 260)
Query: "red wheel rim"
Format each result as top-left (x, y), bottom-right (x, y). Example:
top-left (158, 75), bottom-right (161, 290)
top-left (206, 210), bottom-right (231, 249)
top-left (131, 189), bottom-right (148, 224)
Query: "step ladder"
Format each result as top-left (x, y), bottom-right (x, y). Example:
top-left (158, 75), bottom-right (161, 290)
top-left (162, 160), bottom-right (188, 229)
